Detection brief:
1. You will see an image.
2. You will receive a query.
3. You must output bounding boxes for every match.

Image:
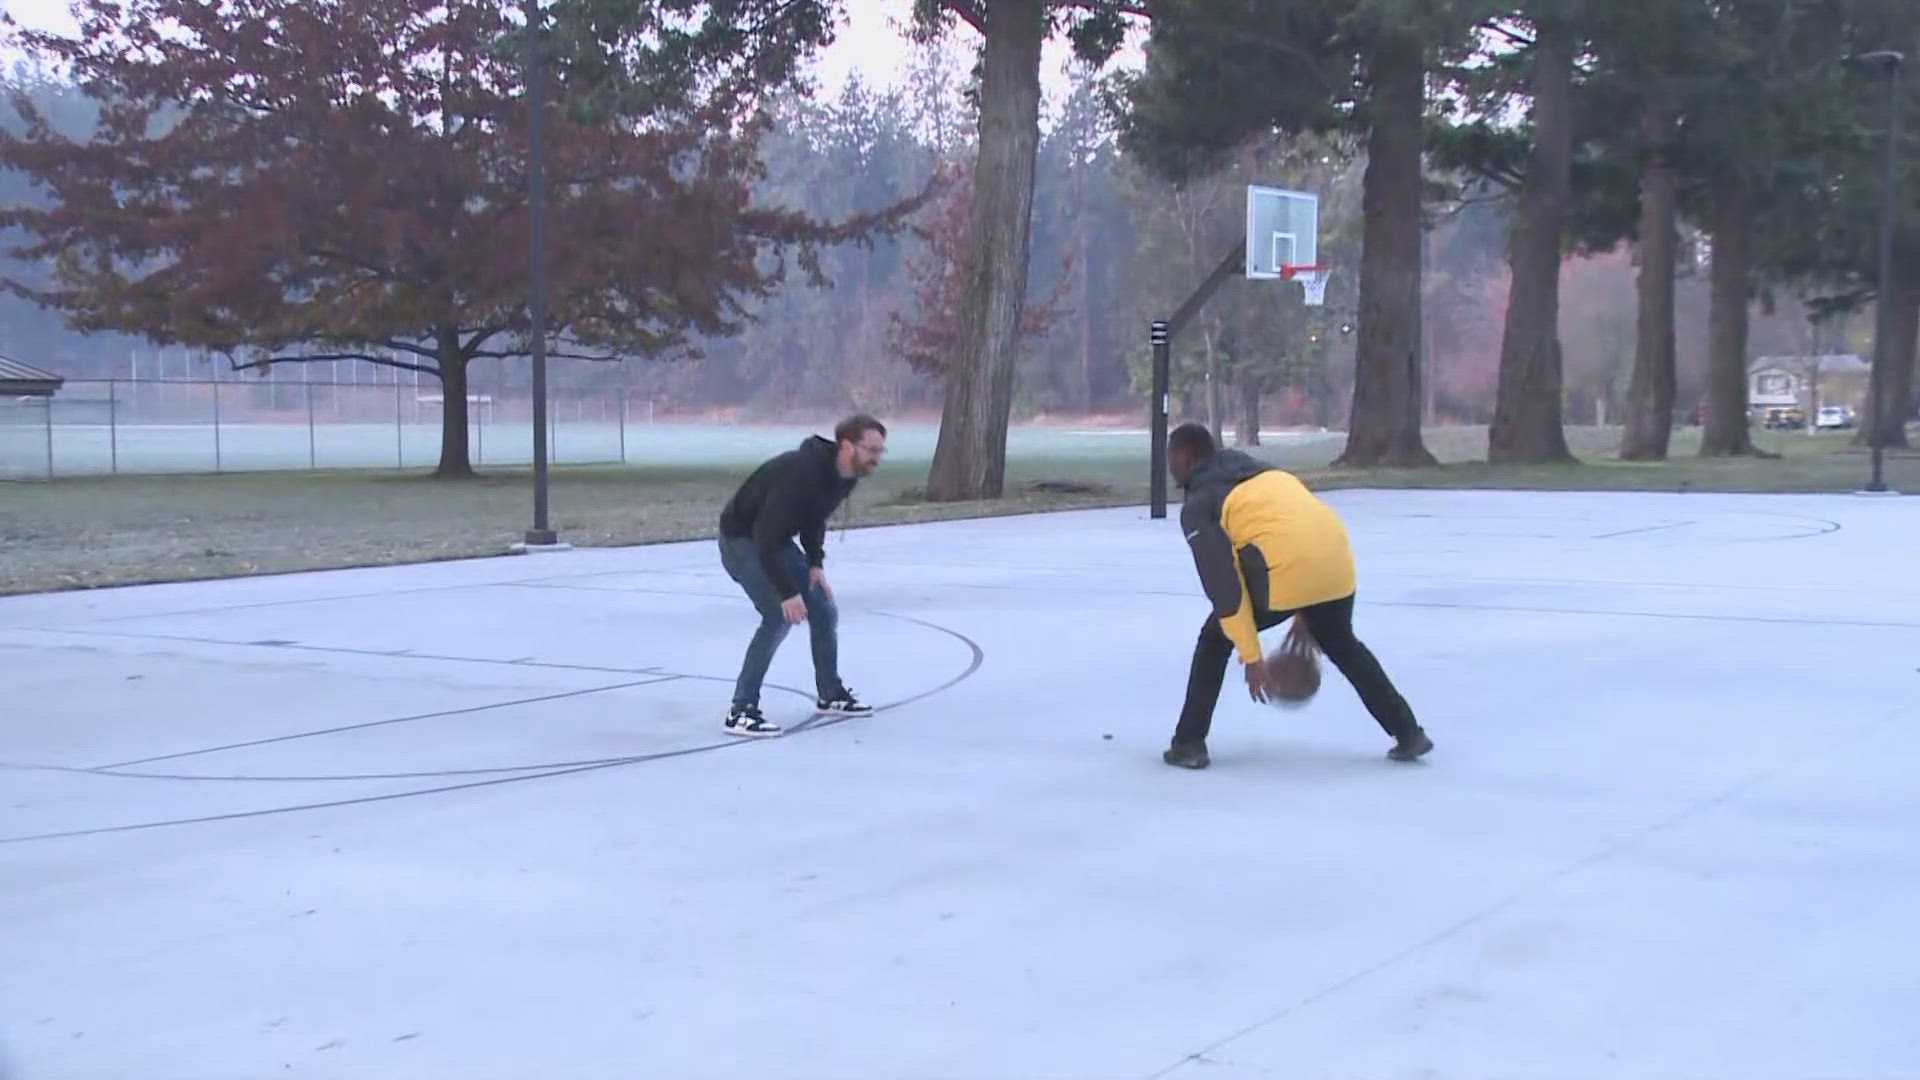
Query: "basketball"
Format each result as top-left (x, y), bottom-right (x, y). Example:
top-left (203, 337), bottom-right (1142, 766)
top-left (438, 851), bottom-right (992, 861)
top-left (1264, 647), bottom-right (1320, 705)
top-left (1263, 621), bottom-right (1321, 706)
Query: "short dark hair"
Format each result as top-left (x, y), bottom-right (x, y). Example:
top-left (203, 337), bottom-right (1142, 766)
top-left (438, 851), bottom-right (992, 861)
top-left (1168, 422), bottom-right (1216, 459)
top-left (835, 414), bottom-right (887, 445)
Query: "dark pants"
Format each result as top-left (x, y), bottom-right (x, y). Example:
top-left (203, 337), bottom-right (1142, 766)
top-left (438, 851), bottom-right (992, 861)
top-left (719, 536), bottom-right (842, 707)
top-left (1173, 593), bottom-right (1421, 748)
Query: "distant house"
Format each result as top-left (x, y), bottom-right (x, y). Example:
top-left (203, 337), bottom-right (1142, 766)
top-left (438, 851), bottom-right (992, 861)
top-left (1747, 354), bottom-right (1870, 421)
top-left (0, 354), bottom-right (65, 398)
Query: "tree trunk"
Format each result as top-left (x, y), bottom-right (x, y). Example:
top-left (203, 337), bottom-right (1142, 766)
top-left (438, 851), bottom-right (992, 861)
top-left (924, 0), bottom-right (1045, 502)
top-left (433, 332), bottom-right (473, 478)
top-left (1621, 93), bottom-right (1679, 461)
top-left (1079, 219), bottom-right (1095, 411)
top-left (1863, 277), bottom-right (1920, 450)
top-left (1236, 373), bottom-right (1261, 447)
top-left (1309, 358), bottom-right (1334, 430)
top-left (1806, 360), bottom-right (1821, 438)
top-left (1338, 31), bottom-right (1436, 468)
top-left (1488, 30), bottom-right (1575, 464)
top-left (1699, 174), bottom-right (1759, 456)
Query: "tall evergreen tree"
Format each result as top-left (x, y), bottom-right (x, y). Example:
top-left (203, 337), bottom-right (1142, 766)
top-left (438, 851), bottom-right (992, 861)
top-left (1115, 0), bottom-right (1493, 468)
top-left (910, 0), bottom-right (1141, 501)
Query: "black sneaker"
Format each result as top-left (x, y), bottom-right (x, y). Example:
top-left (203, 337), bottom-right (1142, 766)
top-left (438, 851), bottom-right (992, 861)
top-left (1387, 730), bottom-right (1433, 762)
top-left (1162, 742), bottom-right (1210, 770)
top-left (815, 689), bottom-right (874, 716)
top-left (724, 704), bottom-right (782, 738)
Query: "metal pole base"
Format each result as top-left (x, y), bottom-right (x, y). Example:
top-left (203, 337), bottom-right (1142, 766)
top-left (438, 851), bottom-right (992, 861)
top-left (1860, 444), bottom-right (1894, 495)
top-left (512, 531), bottom-right (571, 554)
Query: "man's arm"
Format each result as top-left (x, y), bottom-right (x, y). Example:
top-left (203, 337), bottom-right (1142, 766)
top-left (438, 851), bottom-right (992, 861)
top-left (752, 482), bottom-right (811, 599)
top-left (1181, 497), bottom-right (1261, 664)
top-left (800, 511), bottom-right (827, 570)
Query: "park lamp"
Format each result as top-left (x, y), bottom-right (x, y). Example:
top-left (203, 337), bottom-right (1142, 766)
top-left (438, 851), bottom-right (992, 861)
top-left (518, 0), bottom-right (568, 549)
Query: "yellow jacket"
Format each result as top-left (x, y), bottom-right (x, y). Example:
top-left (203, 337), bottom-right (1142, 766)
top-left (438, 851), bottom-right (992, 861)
top-left (1180, 451), bottom-right (1356, 664)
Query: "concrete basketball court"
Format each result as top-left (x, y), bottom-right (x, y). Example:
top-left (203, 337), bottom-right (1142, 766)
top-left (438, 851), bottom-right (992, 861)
top-left (3, 489), bottom-right (1917, 1079)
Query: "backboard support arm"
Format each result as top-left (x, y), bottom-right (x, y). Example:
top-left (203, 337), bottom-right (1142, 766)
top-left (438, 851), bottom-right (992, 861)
top-left (1150, 239), bottom-right (1248, 520)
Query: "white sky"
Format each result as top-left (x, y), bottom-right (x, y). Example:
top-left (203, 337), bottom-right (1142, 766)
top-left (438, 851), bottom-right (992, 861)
top-left (1, 0), bottom-right (1116, 96)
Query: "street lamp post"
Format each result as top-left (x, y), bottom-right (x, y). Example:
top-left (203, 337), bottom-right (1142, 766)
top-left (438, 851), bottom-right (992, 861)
top-left (1853, 48), bottom-right (1904, 494)
top-left (523, 0), bottom-right (561, 546)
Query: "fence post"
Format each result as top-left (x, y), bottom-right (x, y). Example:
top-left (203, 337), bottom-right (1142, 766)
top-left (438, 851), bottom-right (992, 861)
top-left (212, 379), bottom-right (223, 473)
top-left (108, 379), bottom-right (118, 476)
top-left (619, 394), bottom-right (627, 463)
top-left (307, 381), bottom-right (317, 469)
top-left (476, 395), bottom-right (485, 465)
top-left (395, 383), bottom-right (404, 468)
top-left (43, 396), bottom-right (54, 480)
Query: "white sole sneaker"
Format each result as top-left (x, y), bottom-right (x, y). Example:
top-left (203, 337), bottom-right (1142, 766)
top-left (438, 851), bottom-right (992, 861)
top-left (723, 712), bottom-right (782, 738)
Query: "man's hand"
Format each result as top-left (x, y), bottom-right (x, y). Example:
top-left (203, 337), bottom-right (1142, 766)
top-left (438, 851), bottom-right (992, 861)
top-left (1244, 659), bottom-right (1274, 704)
top-left (809, 567), bottom-right (832, 599)
top-left (781, 595), bottom-right (808, 624)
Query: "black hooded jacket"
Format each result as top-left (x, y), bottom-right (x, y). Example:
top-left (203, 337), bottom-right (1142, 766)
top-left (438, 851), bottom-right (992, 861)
top-left (1180, 448), bottom-right (1275, 626)
top-left (718, 436), bottom-right (857, 598)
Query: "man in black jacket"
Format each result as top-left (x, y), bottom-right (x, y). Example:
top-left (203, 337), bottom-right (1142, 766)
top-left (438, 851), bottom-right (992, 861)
top-left (716, 415), bottom-right (888, 736)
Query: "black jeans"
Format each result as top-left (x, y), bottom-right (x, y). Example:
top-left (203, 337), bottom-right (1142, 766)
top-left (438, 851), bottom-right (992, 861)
top-left (1172, 594), bottom-right (1421, 748)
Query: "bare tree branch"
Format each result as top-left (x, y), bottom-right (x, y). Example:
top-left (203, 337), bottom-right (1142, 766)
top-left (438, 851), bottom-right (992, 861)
top-left (300, 244), bottom-right (418, 286)
top-left (741, 0), bottom-right (814, 39)
top-left (459, 325), bottom-right (514, 358)
top-left (941, 0), bottom-right (986, 35)
top-left (1482, 21), bottom-right (1536, 51)
top-left (1485, 162), bottom-right (1525, 189)
top-left (1434, 188), bottom-right (1514, 220)
top-left (380, 338), bottom-right (441, 361)
top-left (229, 352), bottom-right (439, 376)
top-left (1054, 0), bottom-right (1148, 17)
top-left (465, 348), bottom-right (620, 362)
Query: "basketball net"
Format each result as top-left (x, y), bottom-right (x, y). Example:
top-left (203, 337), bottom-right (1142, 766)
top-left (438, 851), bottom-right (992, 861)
top-left (1282, 264), bottom-right (1330, 307)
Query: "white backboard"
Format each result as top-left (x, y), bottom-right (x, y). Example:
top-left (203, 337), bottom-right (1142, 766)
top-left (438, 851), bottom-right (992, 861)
top-left (1245, 185), bottom-right (1319, 280)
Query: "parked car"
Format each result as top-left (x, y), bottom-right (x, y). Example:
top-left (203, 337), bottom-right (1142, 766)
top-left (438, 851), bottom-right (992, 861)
top-left (1763, 407), bottom-right (1805, 430)
top-left (1814, 405), bottom-right (1856, 430)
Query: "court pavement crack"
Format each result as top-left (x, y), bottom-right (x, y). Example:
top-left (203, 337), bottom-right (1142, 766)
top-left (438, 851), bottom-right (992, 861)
top-left (1146, 701), bottom-right (1918, 1079)
top-left (0, 609), bottom-right (984, 845)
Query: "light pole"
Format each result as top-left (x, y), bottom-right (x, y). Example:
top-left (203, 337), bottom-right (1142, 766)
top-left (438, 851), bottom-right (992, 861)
top-left (522, 0), bottom-right (561, 546)
top-left (1852, 49), bottom-right (1904, 494)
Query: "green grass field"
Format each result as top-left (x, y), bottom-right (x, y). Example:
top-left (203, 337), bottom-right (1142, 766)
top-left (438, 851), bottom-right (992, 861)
top-left (2, 424), bottom-right (1911, 595)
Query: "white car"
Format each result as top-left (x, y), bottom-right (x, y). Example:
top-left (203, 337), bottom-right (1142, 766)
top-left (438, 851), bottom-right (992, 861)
top-left (1814, 405), bottom-right (1856, 430)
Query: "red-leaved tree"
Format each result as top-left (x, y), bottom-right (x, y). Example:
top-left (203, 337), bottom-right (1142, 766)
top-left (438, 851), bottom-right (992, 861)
top-left (889, 158), bottom-right (1071, 385)
top-left (0, 0), bottom-right (918, 476)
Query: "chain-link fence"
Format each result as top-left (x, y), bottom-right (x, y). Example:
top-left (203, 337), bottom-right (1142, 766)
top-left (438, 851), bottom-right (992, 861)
top-left (0, 378), bottom-right (656, 479)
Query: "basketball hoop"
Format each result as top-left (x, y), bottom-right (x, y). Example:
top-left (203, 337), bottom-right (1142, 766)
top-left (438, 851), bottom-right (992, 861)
top-left (1282, 263), bottom-right (1330, 307)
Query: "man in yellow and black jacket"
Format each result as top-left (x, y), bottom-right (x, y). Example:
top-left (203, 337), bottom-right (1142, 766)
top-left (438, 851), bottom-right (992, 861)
top-left (1165, 423), bottom-right (1431, 769)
